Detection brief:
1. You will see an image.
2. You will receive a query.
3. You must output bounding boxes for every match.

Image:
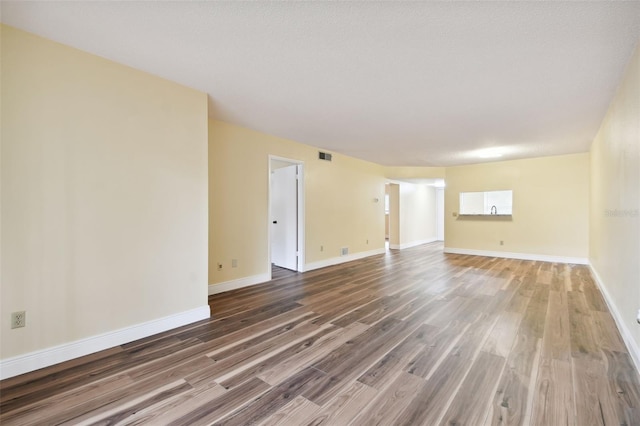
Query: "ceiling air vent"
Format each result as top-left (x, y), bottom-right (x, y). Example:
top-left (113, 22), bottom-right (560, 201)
top-left (318, 152), bottom-right (332, 161)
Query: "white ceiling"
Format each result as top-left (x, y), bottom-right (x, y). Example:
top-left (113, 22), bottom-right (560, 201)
top-left (2, 1), bottom-right (639, 166)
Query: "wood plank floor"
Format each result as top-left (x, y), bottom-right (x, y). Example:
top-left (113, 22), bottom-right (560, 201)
top-left (2, 243), bottom-right (639, 425)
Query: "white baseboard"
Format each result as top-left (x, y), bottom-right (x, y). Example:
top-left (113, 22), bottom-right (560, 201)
top-left (0, 305), bottom-right (210, 380)
top-left (589, 264), bottom-right (640, 375)
top-left (209, 248), bottom-right (389, 292)
top-left (303, 248), bottom-right (386, 272)
top-left (389, 238), bottom-right (437, 250)
top-left (208, 272), bottom-right (271, 295)
top-left (443, 247), bottom-right (588, 265)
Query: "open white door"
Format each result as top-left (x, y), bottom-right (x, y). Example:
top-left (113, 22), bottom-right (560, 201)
top-left (271, 165), bottom-right (298, 270)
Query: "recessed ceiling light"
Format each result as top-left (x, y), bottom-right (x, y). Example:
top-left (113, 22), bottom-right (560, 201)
top-left (476, 148), bottom-right (505, 159)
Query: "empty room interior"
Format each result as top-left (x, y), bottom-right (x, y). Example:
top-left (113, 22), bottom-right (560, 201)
top-left (1, 2), bottom-right (640, 425)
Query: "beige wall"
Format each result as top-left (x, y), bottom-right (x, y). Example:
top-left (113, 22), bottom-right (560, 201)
top-left (385, 166), bottom-right (446, 180)
top-left (396, 183), bottom-right (437, 248)
top-left (445, 153), bottom-right (590, 260)
top-left (1, 26), bottom-right (209, 359)
top-left (209, 120), bottom-right (386, 285)
top-left (590, 43), bottom-right (640, 357)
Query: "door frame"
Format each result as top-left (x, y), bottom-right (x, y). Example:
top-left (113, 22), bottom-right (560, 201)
top-left (268, 155), bottom-right (305, 277)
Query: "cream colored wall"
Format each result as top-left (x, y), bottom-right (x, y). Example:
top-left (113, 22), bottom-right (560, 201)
top-left (590, 43), bottom-right (640, 356)
top-left (385, 166), bottom-right (446, 180)
top-left (1, 26), bottom-right (209, 359)
top-left (398, 184), bottom-right (437, 247)
top-left (445, 153), bottom-right (589, 259)
top-left (209, 120), bottom-right (386, 285)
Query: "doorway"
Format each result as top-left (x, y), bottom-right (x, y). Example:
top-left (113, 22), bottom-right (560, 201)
top-left (386, 183), bottom-right (400, 250)
top-left (436, 187), bottom-right (445, 241)
top-left (269, 156), bottom-right (304, 275)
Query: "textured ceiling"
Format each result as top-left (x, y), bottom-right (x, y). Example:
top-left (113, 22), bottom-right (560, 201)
top-left (2, 1), bottom-right (639, 166)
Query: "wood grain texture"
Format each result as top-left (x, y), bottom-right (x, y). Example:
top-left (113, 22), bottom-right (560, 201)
top-left (1, 243), bottom-right (638, 425)
top-left (258, 395), bottom-right (320, 426)
top-left (531, 359), bottom-right (574, 426)
top-left (567, 290), bottom-right (601, 360)
top-left (352, 372), bottom-right (424, 425)
top-left (302, 380), bottom-right (378, 425)
top-left (489, 330), bottom-right (541, 425)
top-left (541, 290), bottom-right (571, 361)
top-left (441, 351), bottom-right (506, 425)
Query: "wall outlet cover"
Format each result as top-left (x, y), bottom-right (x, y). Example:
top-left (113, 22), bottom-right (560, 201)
top-left (11, 311), bottom-right (26, 329)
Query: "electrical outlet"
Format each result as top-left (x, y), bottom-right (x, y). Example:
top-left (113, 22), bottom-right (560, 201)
top-left (341, 247), bottom-right (349, 256)
top-left (231, 259), bottom-right (238, 268)
top-left (320, 245), bottom-right (323, 252)
top-left (217, 263), bottom-right (223, 271)
top-left (366, 239), bottom-right (369, 244)
top-left (11, 311), bottom-right (26, 329)
top-left (500, 241), bottom-right (504, 246)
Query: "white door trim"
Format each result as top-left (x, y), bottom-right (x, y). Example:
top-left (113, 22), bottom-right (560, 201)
top-left (268, 155), bottom-right (305, 277)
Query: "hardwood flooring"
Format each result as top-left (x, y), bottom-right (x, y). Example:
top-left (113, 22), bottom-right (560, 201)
top-left (2, 243), bottom-right (639, 425)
